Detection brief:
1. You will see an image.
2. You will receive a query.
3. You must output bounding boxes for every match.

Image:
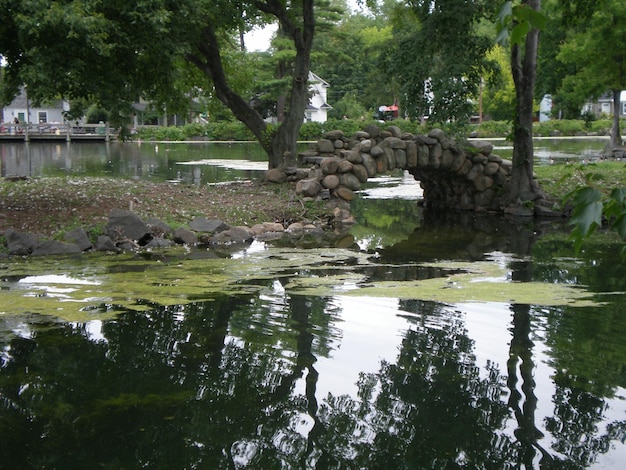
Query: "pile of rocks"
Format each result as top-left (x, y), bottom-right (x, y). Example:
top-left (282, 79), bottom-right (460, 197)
top-left (4, 208), bottom-right (326, 257)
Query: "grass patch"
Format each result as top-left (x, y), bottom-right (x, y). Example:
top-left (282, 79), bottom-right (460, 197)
top-left (535, 161), bottom-right (626, 201)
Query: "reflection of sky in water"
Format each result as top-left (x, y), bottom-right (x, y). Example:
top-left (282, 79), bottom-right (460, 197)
top-left (177, 159), bottom-right (269, 171)
top-left (18, 274), bottom-right (101, 285)
top-left (14, 274), bottom-right (101, 299)
top-left (304, 293), bottom-right (626, 467)
top-left (296, 296), bottom-right (405, 399)
top-left (361, 171), bottom-right (423, 200)
top-left (488, 137), bottom-right (607, 164)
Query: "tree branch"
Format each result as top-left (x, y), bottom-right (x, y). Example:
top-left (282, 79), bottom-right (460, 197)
top-left (186, 23), bottom-right (266, 141)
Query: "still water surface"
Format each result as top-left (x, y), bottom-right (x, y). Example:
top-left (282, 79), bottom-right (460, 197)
top-left (0, 136), bottom-right (611, 182)
top-left (1, 140), bottom-right (625, 469)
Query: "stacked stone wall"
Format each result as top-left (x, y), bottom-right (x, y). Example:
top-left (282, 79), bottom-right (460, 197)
top-left (289, 124), bottom-right (514, 212)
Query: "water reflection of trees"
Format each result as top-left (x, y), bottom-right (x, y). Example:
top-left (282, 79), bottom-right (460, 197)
top-left (317, 299), bottom-right (514, 468)
top-left (1, 281), bottom-right (626, 467)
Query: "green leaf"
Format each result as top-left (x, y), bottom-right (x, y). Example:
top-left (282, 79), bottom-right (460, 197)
top-left (610, 187), bottom-right (626, 207)
top-left (515, 5), bottom-right (547, 30)
top-left (570, 202), bottom-right (603, 237)
top-left (613, 214), bottom-right (626, 240)
top-left (497, 1), bottom-right (513, 24)
top-left (510, 21), bottom-right (530, 46)
top-left (569, 187), bottom-right (604, 237)
top-left (495, 27), bottom-right (509, 46)
top-left (572, 186), bottom-right (603, 206)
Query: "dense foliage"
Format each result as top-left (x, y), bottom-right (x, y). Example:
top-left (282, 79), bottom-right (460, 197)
top-left (388, 0), bottom-right (499, 124)
top-left (0, 0), bottom-right (318, 169)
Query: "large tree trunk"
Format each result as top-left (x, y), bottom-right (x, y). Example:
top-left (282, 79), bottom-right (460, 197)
top-left (611, 89), bottom-right (624, 148)
top-left (508, 0), bottom-right (542, 207)
top-left (267, 0), bottom-right (315, 169)
top-left (187, 1), bottom-right (314, 170)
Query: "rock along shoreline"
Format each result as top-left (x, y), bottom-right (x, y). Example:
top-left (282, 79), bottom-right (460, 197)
top-left (4, 207), bottom-right (356, 258)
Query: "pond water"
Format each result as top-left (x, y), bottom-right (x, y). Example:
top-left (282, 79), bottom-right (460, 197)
top-left (1, 139), bottom-right (626, 469)
top-left (0, 136), bottom-right (611, 183)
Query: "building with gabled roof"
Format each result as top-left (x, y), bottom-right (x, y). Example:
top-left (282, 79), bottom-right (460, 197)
top-left (305, 72), bottom-right (332, 123)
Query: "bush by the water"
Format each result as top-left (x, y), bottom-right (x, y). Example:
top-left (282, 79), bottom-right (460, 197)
top-left (135, 118), bottom-right (622, 142)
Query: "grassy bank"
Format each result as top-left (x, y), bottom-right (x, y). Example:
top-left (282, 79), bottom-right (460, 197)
top-left (535, 161), bottom-right (626, 203)
top-left (0, 178), bottom-right (331, 241)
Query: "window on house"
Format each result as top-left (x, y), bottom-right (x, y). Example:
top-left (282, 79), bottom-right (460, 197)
top-left (38, 112), bottom-right (48, 123)
top-left (601, 102), bottom-right (611, 114)
top-left (622, 102), bottom-right (626, 115)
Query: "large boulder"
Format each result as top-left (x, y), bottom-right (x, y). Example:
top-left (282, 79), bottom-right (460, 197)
top-left (266, 168), bottom-right (287, 183)
top-left (320, 157), bottom-right (340, 175)
top-left (95, 235), bottom-right (119, 252)
top-left (317, 139), bottom-right (335, 154)
top-left (173, 227), bottom-right (198, 245)
top-left (296, 178), bottom-right (322, 198)
top-left (189, 217), bottom-right (229, 233)
top-left (467, 140), bottom-right (494, 156)
top-left (64, 227), bottom-right (93, 251)
top-left (361, 154), bottom-right (377, 177)
top-left (322, 174), bottom-right (340, 190)
top-left (339, 173), bottom-right (361, 191)
top-left (210, 226), bottom-right (254, 244)
top-left (146, 218), bottom-right (173, 237)
top-left (31, 240), bottom-right (82, 256)
top-left (106, 209), bottom-right (151, 243)
top-left (5, 228), bottom-right (39, 255)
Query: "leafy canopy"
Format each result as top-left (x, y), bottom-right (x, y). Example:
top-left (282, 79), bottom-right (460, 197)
top-left (389, 0), bottom-right (499, 124)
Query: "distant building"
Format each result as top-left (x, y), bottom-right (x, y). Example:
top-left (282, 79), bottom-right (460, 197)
top-left (1, 87), bottom-right (70, 126)
top-left (582, 91), bottom-right (626, 118)
top-left (539, 95), bottom-right (552, 122)
top-left (305, 72), bottom-right (332, 123)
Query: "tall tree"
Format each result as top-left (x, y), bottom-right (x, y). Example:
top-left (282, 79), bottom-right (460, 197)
top-left (556, 0), bottom-right (626, 149)
top-left (482, 45), bottom-right (516, 121)
top-left (534, 0), bottom-right (582, 119)
top-left (497, 0), bottom-right (546, 209)
top-left (313, 4), bottom-right (396, 117)
top-left (388, 0), bottom-right (499, 124)
top-left (0, 0), bottom-right (317, 169)
top-left (251, 0), bottom-right (344, 124)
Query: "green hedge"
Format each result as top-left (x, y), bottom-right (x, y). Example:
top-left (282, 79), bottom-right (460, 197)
top-left (136, 118), bottom-right (621, 142)
top-left (469, 121), bottom-right (512, 138)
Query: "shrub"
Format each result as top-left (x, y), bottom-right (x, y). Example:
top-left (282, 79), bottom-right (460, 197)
top-left (590, 119), bottom-right (612, 135)
top-left (206, 121), bottom-right (255, 141)
top-left (137, 126), bottom-right (186, 141)
top-left (534, 120), bottom-right (586, 137)
top-left (182, 123), bottom-right (208, 139)
top-left (471, 120), bottom-right (512, 138)
top-left (299, 121), bottom-right (325, 141)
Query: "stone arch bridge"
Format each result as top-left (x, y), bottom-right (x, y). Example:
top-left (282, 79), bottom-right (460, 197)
top-left (282, 124), bottom-right (512, 213)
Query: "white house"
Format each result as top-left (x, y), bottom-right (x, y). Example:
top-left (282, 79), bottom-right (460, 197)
top-left (539, 95), bottom-right (552, 122)
top-left (305, 72), bottom-right (332, 123)
top-left (1, 87), bottom-right (69, 127)
top-left (582, 91), bottom-right (626, 118)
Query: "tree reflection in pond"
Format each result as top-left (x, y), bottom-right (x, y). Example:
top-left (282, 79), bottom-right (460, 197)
top-left (3, 218), bottom-right (626, 467)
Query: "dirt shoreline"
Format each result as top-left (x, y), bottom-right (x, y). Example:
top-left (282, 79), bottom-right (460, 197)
top-left (0, 176), bottom-right (332, 240)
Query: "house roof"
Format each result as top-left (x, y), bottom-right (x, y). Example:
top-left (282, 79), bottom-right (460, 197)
top-left (3, 88), bottom-right (64, 110)
top-left (308, 71), bottom-right (329, 87)
top-left (597, 91), bottom-right (626, 102)
top-left (307, 101), bottom-right (333, 111)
